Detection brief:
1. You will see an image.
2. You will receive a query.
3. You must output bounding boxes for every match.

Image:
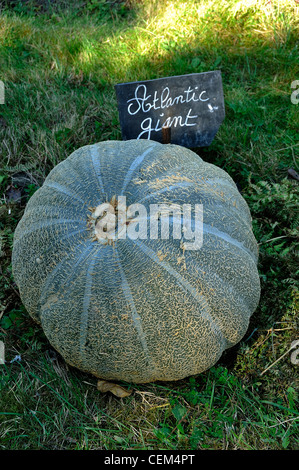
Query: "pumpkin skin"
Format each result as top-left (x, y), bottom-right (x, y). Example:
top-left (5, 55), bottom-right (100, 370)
top-left (12, 140), bottom-right (260, 383)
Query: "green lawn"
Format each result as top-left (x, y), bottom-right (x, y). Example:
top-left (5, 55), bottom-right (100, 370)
top-left (0, 0), bottom-right (298, 450)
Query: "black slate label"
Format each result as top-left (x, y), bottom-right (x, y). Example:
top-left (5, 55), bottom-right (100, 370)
top-left (115, 71), bottom-right (225, 148)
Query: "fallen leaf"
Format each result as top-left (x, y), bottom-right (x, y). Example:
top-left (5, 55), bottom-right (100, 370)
top-left (97, 380), bottom-right (132, 398)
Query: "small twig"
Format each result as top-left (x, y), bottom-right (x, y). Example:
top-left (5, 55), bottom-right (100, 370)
top-left (274, 143), bottom-right (299, 152)
top-left (148, 403), bottom-right (170, 411)
top-left (268, 417), bottom-right (299, 428)
top-left (260, 342), bottom-right (298, 376)
top-left (261, 235), bottom-right (289, 244)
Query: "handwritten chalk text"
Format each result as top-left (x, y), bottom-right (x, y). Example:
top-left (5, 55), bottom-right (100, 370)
top-left (126, 84), bottom-right (209, 140)
top-left (127, 84), bottom-right (209, 115)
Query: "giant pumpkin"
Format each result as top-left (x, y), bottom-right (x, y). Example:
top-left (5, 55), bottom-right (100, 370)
top-left (12, 140), bottom-right (260, 383)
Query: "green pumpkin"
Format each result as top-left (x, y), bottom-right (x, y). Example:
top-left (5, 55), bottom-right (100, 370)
top-left (12, 140), bottom-right (260, 383)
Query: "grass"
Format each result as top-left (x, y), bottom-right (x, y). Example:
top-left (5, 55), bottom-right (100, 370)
top-left (0, 0), bottom-right (298, 450)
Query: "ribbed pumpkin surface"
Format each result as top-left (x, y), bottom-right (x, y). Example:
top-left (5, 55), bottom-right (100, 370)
top-left (12, 140), bottom-right (260, 383)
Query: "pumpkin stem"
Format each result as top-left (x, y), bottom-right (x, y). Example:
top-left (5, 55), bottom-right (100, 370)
top-left (87, 195), bottom-right (136, 245)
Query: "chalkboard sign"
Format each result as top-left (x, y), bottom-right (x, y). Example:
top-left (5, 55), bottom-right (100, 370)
top-left (115, 71), bottom-right (225, 148)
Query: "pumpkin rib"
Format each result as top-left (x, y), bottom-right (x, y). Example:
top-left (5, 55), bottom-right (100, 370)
top-left (89, 143), bottom-right (106, 197)
top-left (39, 244), bottom-right (99, 364)
top-left (44, 181), bottom-right (86, 205)
top-left (136, 177), bottom-right (237, 201)
top-left (191, 182), bottom-right (250, 220)
top-left (33, 227), bottom-right (88, 260)
top-left (50, 157), bottom-right (86, 190)
top-left (131, 233), bottom-right (255, 349)
top-left (137, 188), bottom-right (253, 240)
top-left (190, 243), bottom-right (260, 307)
top-left (135, 164), bottom-right (192, 186)
top-left (122, 209), bottom-right (256, 262)
top-left (40, 242), bottom-right (96, 310)
top-left (120, 144), bottom-right (158, 195)
top-left (13, 218), bottom-right (86, 247)
top-left (202, 222), bottom-right (257, 263)
top-left (184, 253), bottom-right (257, 344)
top-left (134, 164), bottom-right (189, 186)
top-left (203, 177), bottom-right (250, 215)
top-left (131, 238), bottom-right (226, 342)
top-left (136, 177), bottom-right (250, 226)
top-left (13, 226), bottom-right (90, 320)
top-left (15, 226), bottom-right (88, 272)
top-left (18, 205), bottom-right (86, 222)
top-left (114, 247), bottom-right (155, 373)
top-left (79, 251), bottom-right (98, 367)
top-left (202, 201), bottom-right (252, 231)
top-left (136, 181), bottom-right (193, 204)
